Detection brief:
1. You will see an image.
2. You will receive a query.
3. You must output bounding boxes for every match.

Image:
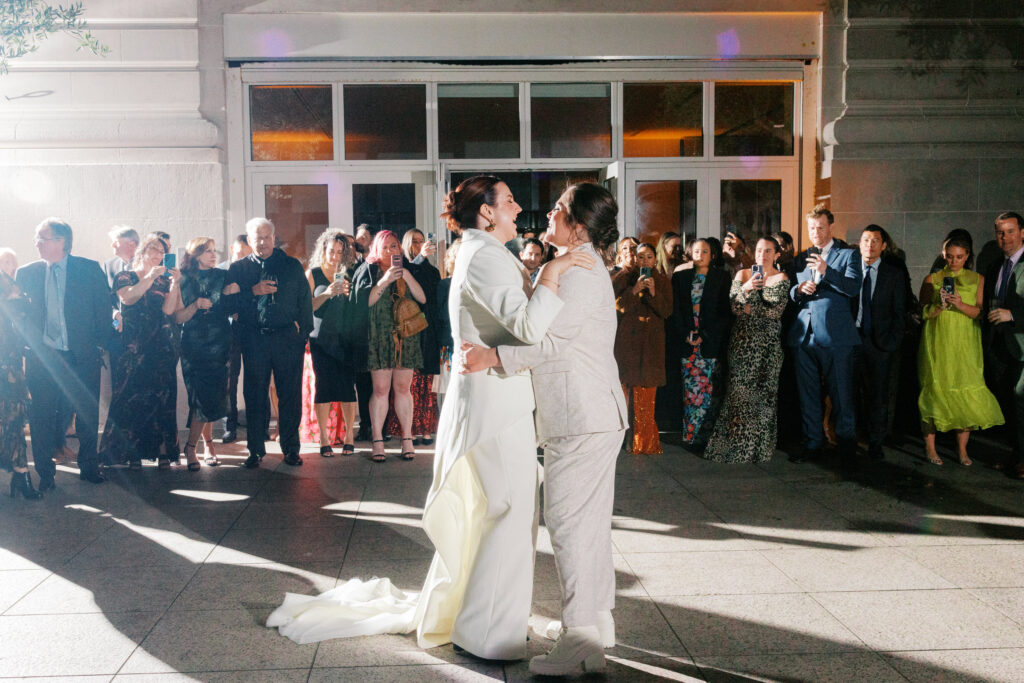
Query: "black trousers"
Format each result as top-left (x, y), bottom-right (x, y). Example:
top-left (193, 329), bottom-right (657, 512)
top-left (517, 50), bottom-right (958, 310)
top-left (355, 370), bottom-right (372, 431)
top-left (985, 343), bottom-right (1024, 463)
top-left (26, 349), bottom-right (101, 479)
top-left (853, 338), bottom-right (894, 450)
top-left (242, 328), bottom-right (304, 457)
top-left (224, 325), bottom-right (243, 431)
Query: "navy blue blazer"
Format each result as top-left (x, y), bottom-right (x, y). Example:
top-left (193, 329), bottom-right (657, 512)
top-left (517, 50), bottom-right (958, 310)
top-left (787, 241), bottom-right (862, 348)
top-left (15, 255), bottom-right (111, 365)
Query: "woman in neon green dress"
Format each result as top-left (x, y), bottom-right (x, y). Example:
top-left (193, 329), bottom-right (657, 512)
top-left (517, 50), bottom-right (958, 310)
top-left (918, 236), bottom-right (1004, 466)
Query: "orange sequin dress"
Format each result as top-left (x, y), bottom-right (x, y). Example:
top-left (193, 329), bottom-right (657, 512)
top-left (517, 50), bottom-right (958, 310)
top-left (628, 385), bottom-right (662, 454)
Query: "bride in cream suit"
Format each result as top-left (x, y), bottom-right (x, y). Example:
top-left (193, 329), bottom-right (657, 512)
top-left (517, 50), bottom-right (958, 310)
top-left (267, 176), bottom-right (591, 660)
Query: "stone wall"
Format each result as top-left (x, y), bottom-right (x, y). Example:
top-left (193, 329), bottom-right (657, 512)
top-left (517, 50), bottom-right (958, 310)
top-left (824, 0), bottom-right (1024, 286)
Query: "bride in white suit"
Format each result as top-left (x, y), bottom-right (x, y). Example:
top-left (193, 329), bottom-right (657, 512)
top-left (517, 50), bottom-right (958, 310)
top-left (267, 176), bottom-right (591, 660)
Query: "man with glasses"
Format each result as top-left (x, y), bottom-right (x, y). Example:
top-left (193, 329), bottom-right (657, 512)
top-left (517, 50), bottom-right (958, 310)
top-left (16, 218), bottom-right (111, 487)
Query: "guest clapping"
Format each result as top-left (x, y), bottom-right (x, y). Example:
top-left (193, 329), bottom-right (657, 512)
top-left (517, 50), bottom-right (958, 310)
top-left (173, 238), bottom-right (232, 470)
top-left (919, 235), bottom-right (1003, 465)
top-left (99, 235), bottom-right (180, 469)
top-left (704, 237), bottom-right (790, 463)
top-left (351, 230), bottom-right (427, 462)
top-left (613, 242), bottom-right (673, 454)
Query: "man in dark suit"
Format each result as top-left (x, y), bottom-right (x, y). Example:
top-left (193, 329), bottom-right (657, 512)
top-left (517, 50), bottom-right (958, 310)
top-left (225, 217), bottom-right (313, 469)
top-left (984, 211), bottom-right (1024, 479)
top-left (16, 218), bottom-right (111, 487)
top-left (852, 225), bottom-right (908, 460)
top-left (787, 205), bottom-right (863, 464)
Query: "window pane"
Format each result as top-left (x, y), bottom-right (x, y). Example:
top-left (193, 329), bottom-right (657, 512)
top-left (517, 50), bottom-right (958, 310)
top-left (623, 83), bottom-right (703, 157)
top-left (449, 170), bottom-right (600, 237)
top-left (353, 183), bottom-right (417, 239)
top-left (714, 83), bottom-right (794, 156)
top-left (438, 84), bottom-right (519, 159)
top-left (635, 180), bottom-right (697, 247)
top-left (250, 85), bottom-right (333, 162)
top-left (530, 83), bottom-right (611, 159)
top-left (344, 85), bottom-right (427, 160)
top-left (720, 180), bottom-right (782, 248)
top-left (264, 184), bottom-right (329, 261)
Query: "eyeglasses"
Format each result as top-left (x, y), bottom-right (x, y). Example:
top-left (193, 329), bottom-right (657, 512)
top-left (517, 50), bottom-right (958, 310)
top-left (34, 236), bottom-right (64, 244)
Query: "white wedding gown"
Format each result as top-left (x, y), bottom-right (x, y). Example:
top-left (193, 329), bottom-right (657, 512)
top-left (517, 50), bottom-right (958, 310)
top-left (267, 229), bottom-right (564, 658)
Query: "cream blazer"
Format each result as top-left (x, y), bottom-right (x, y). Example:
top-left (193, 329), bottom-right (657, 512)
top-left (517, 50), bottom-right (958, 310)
top-left (497, 242), bottom-right (628, 440)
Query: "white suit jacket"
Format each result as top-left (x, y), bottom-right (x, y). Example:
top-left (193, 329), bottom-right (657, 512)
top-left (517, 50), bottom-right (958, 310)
top-left (497, 242), bottom-right (628, 440)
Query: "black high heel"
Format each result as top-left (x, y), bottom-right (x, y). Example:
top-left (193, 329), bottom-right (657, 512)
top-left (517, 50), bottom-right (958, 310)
top-left (10, 471), bottom-right (42, 500)
top-left (184, 442), bottom-right (201, 472)
top-left (371, 439), bottom-right (387, 462)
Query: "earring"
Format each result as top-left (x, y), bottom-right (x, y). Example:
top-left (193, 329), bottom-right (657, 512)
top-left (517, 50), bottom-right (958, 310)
top-left (484, 221), bottom-right (496, 232)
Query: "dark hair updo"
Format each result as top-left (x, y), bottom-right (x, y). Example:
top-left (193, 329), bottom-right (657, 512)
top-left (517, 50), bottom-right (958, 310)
top-left (441, 175), bottom-right (503, 234)
top-left (562, 182), bottom-right (619, 252)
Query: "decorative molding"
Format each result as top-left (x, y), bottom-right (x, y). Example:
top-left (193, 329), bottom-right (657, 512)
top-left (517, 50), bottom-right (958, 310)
top-left (4, 61), bottom-right (199, 72)
top-left (77, 18), bottom-right (199, 29)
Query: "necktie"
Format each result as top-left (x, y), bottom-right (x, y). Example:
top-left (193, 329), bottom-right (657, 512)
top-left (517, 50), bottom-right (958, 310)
top-left (999, 258), bottom-right (1013, 303)
top-left (44, 263), bottom-right (64, 347)
top-left (861, 264), bottom-right (873, 335)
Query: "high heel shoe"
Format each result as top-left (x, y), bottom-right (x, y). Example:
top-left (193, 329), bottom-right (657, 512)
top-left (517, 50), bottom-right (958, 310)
top-left (400, 437), bottom-right (415, 461)
top-left (10, 471), bottom-right (42, 500)
top-left (184, 442), bottom-right (201, 472)
top-left (204, 440), bottom-right (219, 467)
top-left (371, 439), bottom-right (387, 462)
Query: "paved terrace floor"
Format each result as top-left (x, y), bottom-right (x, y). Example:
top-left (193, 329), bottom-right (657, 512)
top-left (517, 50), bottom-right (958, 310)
top-left (1, 430), bottom-right (1023, 682)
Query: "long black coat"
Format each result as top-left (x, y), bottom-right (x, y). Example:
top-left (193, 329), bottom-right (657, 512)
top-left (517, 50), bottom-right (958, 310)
top-left (671, 267), bottom-right (733, 360)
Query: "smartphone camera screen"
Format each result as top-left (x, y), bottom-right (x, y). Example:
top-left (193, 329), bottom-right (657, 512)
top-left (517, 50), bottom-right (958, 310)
top-left (162, 253), bottom-right (176, 269)
top-left (752, 264), bottom-right (764, 277)
top-left (391, 254), bottom-right (402, 269)
top-left (639, 266), bottom-right (652, 279)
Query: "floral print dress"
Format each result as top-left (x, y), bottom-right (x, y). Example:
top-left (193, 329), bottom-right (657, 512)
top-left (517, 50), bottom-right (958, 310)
top-left (682, 273), bottom-right (716, 445)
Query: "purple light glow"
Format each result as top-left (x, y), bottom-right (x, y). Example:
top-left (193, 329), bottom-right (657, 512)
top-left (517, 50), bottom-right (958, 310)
top-left (258, 29), bottom-right (293, 58)
top-left (717, 29), bottom-right (740, 57)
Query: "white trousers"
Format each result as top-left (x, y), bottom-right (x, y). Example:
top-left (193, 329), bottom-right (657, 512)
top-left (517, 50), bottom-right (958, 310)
top-left (542, 429), bottom-right (624, 627)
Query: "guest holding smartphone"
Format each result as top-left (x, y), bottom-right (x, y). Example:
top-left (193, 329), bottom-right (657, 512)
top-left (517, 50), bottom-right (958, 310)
top-left (704, 237), bottom-right (790, 463)
top-left (99, 235), bottom-right (181, 469)
top-left (350, 230), bottom-right (427, 462)
top-left (918, 235), bottom-right (1003, 465)
top-left (672, 239), bottom-right (732, 447)
top-left (613, 242), bottom-right (673, 454)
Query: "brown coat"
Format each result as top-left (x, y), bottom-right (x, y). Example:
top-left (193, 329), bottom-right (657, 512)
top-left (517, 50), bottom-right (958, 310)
top-left (613, 268), bottom-right (673, 387)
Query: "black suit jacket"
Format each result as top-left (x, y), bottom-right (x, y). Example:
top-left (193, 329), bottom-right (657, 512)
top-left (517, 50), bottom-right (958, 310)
top-left (15, 255), bottom-right (111, 366)
top-left (983, 257), bottom-right (1024, 360)
top-left (852, 258), bottom-right (907, 353)
top-left (671, 267), bottom-right (732, 360)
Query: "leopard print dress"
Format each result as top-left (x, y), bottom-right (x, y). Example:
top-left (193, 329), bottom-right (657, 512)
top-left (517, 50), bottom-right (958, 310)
top-left (703, 277), bottom-right (789, 463)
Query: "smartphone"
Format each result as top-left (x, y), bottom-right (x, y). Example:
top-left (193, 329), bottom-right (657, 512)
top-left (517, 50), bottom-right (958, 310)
top-left (391, 254), bottom-right (403, 269)
top-left (752, 264), bottom-right (764, 277)
top-left (427, 233), bottom-right (435, 242)
top-left (334, 265), bottom-right (350, 282)
top-left (687, 329), bottom-right (699, 345)
top-left (162, 253), bottom-right (176, 269)
top-left (806, 246), bottom-right (821, 258)
top-left (639, 266), bottom-right (652, 279)
top-left (941, 276), bottom-right (955, 296)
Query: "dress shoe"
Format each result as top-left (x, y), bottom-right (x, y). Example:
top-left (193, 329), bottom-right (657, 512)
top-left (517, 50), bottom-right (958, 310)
top-left (283, 453), bottom-right (303, 467)
top-left (789, 448), bottom-right (820, 464)
top-left (355, 426), bottom-right (371, 442)
top-left (529, 625), bottom-right (605, 676)
top-left (244, 453), bottom-right (261, 469)
top-left (79, 470), bottom-right (106, 484)
top-left (10, 471), bottom-right (42, 500)
top-left (37, 476), bottom-right (55, 492)
top-left (541, 610), bottom-right (615, 648)
top-left (221, 430), bottom-right (237, 444)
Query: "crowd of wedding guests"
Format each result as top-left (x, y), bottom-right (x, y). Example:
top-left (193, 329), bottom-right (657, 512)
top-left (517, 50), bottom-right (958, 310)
top-left (1, 207), bottom-right (1023, 500)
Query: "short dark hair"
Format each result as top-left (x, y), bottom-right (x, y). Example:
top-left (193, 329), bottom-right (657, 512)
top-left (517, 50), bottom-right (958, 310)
top-left (996, 211), bottom-right (1024, 229)
top-left (233, 233), bottom-right (248, 246)
top-left (806, 203), bottom-right (834, 225)
top-left (861, 224), bottom-right (890, 247)
top-left (37, 217), bottom-right (73, 254)
top-left (521, 237), bottom-right (544, 252)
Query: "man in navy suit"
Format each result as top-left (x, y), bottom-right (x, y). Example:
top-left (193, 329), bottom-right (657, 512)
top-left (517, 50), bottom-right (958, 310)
top-left (16, 218), bottom-right (111, 487)
top-left (852, 225), bottom-right (908, 460)
top-left (787, 205), bottom-right (863, 464)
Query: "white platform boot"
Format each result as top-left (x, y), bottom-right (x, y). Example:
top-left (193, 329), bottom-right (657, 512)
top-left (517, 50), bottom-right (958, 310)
top-left (540, 610), bottom-right (615, 648)
top-left (529, 625), bottom-right (605, 676)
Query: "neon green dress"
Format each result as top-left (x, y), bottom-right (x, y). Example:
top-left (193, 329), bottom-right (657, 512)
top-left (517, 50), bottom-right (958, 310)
top-left (917, 267), bottom-right (1004, 432)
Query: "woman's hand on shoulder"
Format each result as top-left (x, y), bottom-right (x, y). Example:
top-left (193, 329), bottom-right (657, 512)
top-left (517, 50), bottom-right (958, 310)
top-left (547, 249), bottom-right (595, 277)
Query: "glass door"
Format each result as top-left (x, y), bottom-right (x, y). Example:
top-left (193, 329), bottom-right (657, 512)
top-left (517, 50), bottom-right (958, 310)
top-left (623, 167), bottom-right (705, 246)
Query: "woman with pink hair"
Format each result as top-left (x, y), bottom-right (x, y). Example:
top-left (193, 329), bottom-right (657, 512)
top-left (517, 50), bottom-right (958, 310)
top-left (350, 229), bottom-right (427, 461)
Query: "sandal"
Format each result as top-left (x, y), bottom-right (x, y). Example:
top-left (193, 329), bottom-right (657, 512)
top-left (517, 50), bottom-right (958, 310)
top-left (401, 437), bottom-right (415, 461)
top-left (320, 445), bottom-right (335, 458)
top-left (184, 442), bottom-right (200, 472)
top-left (926, 451), bottom-right (943, 466)
top-left (204, 440), bottom-right (219, 467)
top-left (341, 444), bottom-right (355, 457)
top-left (958, 453), bottom-right (973, 467)
top-left (371, 439), bottom-right (387, 463)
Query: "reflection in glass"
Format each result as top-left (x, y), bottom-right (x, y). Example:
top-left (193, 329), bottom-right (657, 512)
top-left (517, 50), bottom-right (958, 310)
top-left (635, 180), bottom-right (697, 247)
top-left (438, 84), bottom-right (519, 159)
top-left (623, 82), bottom-right (703, 157)
top-left (449, 170), bottom-right (600, 236)
top-left (720, 180), bottom-right (782, 247)
top-left (250, 85), bottom-right (333, 161)
top-left (344, 85), bottom-right (427, 160)
top-left (714, 83), bottom-right (794, 156)
top-left (353, 184), bottom-right (418, 239)
top-left (264, 185), bottom-right (329, 261)
top-left (531, 83), bottom-right (611, 159)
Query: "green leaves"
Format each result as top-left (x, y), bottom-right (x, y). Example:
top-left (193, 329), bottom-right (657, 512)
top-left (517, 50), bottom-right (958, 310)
top-left (0, 1), bottom-right (109, 74)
